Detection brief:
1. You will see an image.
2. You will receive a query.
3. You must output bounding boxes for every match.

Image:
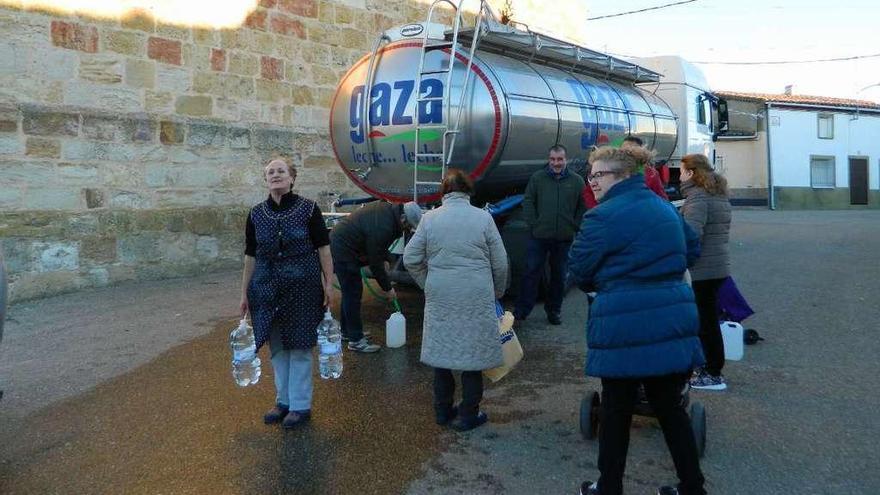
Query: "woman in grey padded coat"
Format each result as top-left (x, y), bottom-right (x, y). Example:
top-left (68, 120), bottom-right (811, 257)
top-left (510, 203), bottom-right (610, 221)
top-left (680, 153), bottom-right (732, 391)
top-left (403, 169), bottom-right (509, 432)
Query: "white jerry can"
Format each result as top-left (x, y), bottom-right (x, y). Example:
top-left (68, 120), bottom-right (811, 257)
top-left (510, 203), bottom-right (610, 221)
top-left (386, 311), bottom-right (406, 348)
top-left (720, 321), bottom-right (744, 361)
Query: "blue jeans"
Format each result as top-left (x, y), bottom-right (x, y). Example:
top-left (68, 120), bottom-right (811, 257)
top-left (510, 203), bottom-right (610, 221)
top-left (514, 237), bottom-right (571, 319)
top-left (334, 258), bottom-right (365, 341)
top-left (270, 349), bottom-right (313, 412)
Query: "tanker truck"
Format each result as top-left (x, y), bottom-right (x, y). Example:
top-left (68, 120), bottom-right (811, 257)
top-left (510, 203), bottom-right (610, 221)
top-left (328, 4), bottom-right (728, 294)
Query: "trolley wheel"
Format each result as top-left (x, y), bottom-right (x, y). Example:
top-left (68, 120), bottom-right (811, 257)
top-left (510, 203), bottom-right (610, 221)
top-left (580, 391), bottom-right (600, 440)
top-left (689, 402), bottom-right (707, 458)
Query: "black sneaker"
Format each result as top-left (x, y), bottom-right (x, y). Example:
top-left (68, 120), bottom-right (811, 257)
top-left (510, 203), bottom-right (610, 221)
top-left (263, 404), bottom-right (288, 424)
top-left (547, 313), bottom-right (562, 325)
top-left (435, 406), bottom-right (458, 426)
top-left (450, 411), bottom-right (488, 432)
top-left (580, 481), bottom-right (599, 495)
top-left (689, 369), bottom-right (727, 391)
top-left (657, 486), bottom-right (679, 495)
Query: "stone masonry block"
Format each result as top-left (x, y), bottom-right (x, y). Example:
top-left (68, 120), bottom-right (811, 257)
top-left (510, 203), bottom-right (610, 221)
top-left (0, 120), bottom-right (16, 132)
top-left (35, 242), bottom-right (80, 272)
top-left (254, 128), bottom-right (294, 155)
top-left (255, 79), bottom-right (290, 102)
top-left (0, 160), bottom-right (54, 185)
top-left (192, 28), bottom-right (219, 46)
top-left (311, 65), bottom-right (337, 86)
top-left (81, 116), bottom-right (156, 142)
top-left (211, 48), bottom-right (226, 71)
top-left (160, 120), bottom-right (186, 144)
top-left (22, 110), bottom-right (79, 136)
top-left (104, 30), bottom-right (146, 56)
top-left (336, 5), bottom-right (354, 24)
top-left (187, 123), bottom-right (226, 146)
top-left (0, 185), bottom-right (22, 209)
top-left (84, 188), bottom-right (106, 208)
top-left (145, 91), bottom-right (173, 113)
top-left (291, 85), bottom-right (315, 105)
top-left (229, 127), bottom-right (251, 149)
top-left (125, 58), bottom-right (156, 88)
top-left (23, 188), bottom-right (82, 209)
top-left (109, 190), bottom-right (151, 208)
top-left (227, 52), bottom-right (258, 76)
top-left (245, 9), bottom-right (268, 30)
top-left (196, 236), bottom-right (219, 259)
top-left (51, 21), bottom-right (98, 53)
top-left (249, 31), bottom-right (277, 55)
top-left (260, 56), bottom-right (283, 80)
top-left (175, 95), bottom-right (212, 116)
top-left (259, 0), bottom-right (277, 7)
top-left (29, 49), bottom-right (78, 82)
top-left (156, 23), bottom-right (192, 42)
top-left (279, 0), bottom-right (317, 17)
top-left (79, 55), bottom-right (124, 84)
top-left (0, 135), bottom-right (23, 155)
top-left (148, 37), bottom-right (182, 65)
top-left (64, 83), bottom-right (142, 113)
top-left (270, 13), bottom-right (306, 38)
top-left (318, 0), bottom-right (334, 23)
top-left (58, 163), bottom-right (99, 184)
top-left (156, 66), bottom-right (191, 93)
top-left (339, 27), bottom-right (367, 50)
top-left (117, 234), bottom-right (161, 264)
top-left (25, 137), bottom-right (61, 158)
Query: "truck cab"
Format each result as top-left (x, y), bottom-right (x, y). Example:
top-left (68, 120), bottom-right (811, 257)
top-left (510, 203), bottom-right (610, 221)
top-left (632, 56), bottom-right (729, 197)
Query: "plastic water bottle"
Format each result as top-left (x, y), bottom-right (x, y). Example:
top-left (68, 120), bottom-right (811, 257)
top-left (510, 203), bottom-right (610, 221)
top-left (317, 309), bottom-right (343, 379)
top-left (230, 318), bottom-right (261, 387)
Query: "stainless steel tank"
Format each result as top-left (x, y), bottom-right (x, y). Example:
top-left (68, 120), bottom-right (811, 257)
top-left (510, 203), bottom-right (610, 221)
top-left (329, 38), bottom-right (677, 204)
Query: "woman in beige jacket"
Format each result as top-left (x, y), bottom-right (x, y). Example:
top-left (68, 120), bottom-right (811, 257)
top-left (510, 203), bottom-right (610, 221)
top-left (403, 169), bottom-right (509, 431)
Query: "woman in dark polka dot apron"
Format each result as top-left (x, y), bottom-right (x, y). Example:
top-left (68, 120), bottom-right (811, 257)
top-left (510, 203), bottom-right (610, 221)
top-left (240, 159), bottom-right (334, 428)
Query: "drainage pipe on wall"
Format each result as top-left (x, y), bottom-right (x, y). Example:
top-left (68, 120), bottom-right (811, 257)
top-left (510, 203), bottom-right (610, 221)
top-left (765, 102), bottom-right (776, 210)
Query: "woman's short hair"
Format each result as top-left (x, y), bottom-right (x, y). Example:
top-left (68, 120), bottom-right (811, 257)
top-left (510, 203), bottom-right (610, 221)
top-left (681, 153), bottom-right (728, 196)
top-left (440, 168), bottom-right (474, 196)
top-left (264, 158), bottom-right (296, 178)
top-left (588, 146), bottom-right (654, 176)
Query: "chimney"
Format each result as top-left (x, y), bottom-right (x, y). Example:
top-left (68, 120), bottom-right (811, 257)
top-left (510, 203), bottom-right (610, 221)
top-left (784, 85), bottom-right (793, 95)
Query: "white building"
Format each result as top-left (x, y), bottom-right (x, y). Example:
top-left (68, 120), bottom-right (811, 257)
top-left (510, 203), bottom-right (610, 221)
top-left (715, 92), bottom-right (880, 209)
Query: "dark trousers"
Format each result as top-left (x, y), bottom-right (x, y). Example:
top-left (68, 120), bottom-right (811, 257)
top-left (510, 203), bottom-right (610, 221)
top-left (692, 278), bottom-right (725, 376)
top-left (514, 237), bottom-right (571, 319)
top-left (433, 368), bottom-right (484, 419)
top-left (598, 374), bottom-right (706, 495)
top-left (334, 258), bottom-right (365, 342)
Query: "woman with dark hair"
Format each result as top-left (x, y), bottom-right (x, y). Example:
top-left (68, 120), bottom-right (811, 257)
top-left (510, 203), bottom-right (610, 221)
top-left (679, 153), bottom-right (732, 391)
top-left (570, 146), bottom-right (706, 495)
top-left (239, 158), bottom-right (335, 429)
top-left (403, 169), bottom-right (509, 431)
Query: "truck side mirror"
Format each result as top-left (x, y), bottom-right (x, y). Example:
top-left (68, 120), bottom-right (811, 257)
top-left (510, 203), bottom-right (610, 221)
top-left (716, 98), bottom-right (729, 135)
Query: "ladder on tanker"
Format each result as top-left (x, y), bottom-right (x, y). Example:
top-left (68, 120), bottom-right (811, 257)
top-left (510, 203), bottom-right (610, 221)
top-left (411, 0), bottom-right (497, 204)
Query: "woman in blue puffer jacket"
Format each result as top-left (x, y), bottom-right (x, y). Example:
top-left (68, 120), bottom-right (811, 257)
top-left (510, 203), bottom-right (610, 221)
top-left (569, 146), bottom-right (706, 495)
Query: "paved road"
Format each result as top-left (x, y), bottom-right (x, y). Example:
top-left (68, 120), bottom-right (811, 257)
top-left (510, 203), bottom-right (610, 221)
top-left (1, 210), bottom-right (878, 494)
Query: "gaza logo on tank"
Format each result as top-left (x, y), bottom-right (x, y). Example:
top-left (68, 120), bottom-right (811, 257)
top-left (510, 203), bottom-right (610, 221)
top-left (348, 79), bottom-right (444, 144)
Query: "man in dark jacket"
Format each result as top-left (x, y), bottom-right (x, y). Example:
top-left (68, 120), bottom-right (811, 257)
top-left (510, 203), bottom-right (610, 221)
top-left (330, 200), bottom-right (421, 352)
top-left (514, 144), bottom-right (586, 325)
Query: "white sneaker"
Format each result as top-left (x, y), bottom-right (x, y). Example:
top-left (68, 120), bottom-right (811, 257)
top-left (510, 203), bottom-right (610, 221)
top-left (347, 337), bottom-right (381, 353)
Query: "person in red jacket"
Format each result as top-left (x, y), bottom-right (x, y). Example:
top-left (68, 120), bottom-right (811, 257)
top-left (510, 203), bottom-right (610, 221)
top-left (581, 136), bottom-right (668, 208)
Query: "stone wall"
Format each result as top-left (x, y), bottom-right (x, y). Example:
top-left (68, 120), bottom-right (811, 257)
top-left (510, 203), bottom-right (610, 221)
top-left (0, 0), bottom-right (455, 302)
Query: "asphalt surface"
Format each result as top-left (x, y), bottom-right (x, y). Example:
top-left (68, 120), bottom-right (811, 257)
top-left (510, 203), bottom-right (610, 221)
top-left (1, 209), bottom-right (879, 494)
